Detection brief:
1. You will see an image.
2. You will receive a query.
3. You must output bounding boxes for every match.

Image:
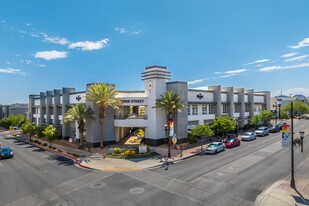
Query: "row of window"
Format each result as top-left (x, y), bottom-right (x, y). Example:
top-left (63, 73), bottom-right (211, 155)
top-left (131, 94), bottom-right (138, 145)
top-left (188, 104), bottom-right (215, 115)
top-left (188, 104), bottom-right (261, 115)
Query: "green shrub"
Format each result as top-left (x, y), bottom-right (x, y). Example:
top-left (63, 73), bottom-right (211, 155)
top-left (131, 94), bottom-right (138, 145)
top-left (134, 147), bottom-right (139, 154)
top-left (42, 143), bottom-right (48, 146)
top-left (9, 125), bottom-right (13, 130)
top-left (72, 153), bottom-right (80, 158)
top-left (35, 125), bottom-right (46, 138)
top-left (52, 147), bottom-right (56, 150)
top-left (123, 149), bottom-right (134, 155)
top-left (58, 149), bottom-right (63, 152)
top-left (188, 136), bottom-right (197, 144)
top-left (147, 146), bottom-right (151, 154)
top-left (113, 147), bottom-right (122, 154)
top-left (48, 145), bottom-right (52, 148)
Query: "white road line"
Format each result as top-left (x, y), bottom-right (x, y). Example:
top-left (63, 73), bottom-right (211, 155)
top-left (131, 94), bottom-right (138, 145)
top-left (0, 163), bottom-right (3, 167)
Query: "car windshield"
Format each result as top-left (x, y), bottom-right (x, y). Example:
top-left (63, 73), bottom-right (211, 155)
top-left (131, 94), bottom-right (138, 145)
top-left (244, 132), bottom-right (252, 135)
top-left (208, 144), bottom-right (217, 148)
top-left (1, 148), bottom-right (9, 152)
top-left (226, 139), bottom-right (234, 142)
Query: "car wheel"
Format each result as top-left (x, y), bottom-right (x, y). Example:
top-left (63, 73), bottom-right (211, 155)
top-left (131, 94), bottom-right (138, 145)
top-left (215, 150), bottom-right (217, 154)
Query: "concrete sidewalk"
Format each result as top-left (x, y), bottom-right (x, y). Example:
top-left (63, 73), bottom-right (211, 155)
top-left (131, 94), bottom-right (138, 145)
top-left (79, 143), bottom-right (208, 171)
top-left (256, 158), bottom-right (309, 206)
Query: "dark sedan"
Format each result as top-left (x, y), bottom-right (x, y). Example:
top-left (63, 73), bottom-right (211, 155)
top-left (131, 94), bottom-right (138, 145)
top-left (0, 146), bottom-right (14, 159)
top-left (269, 125), bottom-right (280, 133)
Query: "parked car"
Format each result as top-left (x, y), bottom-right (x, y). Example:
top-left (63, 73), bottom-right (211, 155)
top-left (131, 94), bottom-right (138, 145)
top-left (241, 132), bottom-right (257, 141)
top-left (224, 138), bottom-right (241, 148)
top-left (0, 146), bottom-right (14, 159)
top-left (277, 122), bottom-right (287, 130)
top-left (269, 125), bottom-right (280, 133)
top-left (255, 127), bottom-right (269, 136)
top-left (204, 142), bottom-right (225, 154)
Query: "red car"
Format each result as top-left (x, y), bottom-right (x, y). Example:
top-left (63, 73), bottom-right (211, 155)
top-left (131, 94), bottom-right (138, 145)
top-left (224, 138), bottom-right (241, 148)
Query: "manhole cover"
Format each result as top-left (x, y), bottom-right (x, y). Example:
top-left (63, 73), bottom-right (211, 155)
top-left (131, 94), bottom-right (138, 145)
top-left (89, 182), bottom-right (106, 189)
top-left (129, 187), bottom-right (145, 194)
top-left (54, 202), bottom-right (74, 206)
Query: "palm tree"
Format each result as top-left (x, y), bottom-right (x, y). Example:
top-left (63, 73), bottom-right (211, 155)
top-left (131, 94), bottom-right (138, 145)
top-left (154, 91), bottom-right (185, 158)
top-left (86, 83), bottom-right (121, 148)
top-left (64, 104), bottom-right (94, 148)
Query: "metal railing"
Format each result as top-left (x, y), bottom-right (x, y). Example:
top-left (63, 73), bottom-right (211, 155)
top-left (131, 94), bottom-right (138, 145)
top-left (114, 114), bottom-right (147, 120)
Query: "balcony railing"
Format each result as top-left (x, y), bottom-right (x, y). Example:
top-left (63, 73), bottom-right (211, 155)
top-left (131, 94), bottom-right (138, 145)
top-left (114, 114), bottom-right (147, 120)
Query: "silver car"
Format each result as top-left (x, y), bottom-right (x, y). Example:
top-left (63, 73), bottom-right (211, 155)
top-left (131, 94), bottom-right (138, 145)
top-left (204, 142), bottom-right (226, 154)
top-left (241, 132), bottom-right (257, 141)
top-left (255, 127), bottom-right (269, 136)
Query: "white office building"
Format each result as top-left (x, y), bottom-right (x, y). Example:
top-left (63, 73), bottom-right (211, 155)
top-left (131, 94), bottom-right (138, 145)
top-left (29, 65), bottom-right (270, 146)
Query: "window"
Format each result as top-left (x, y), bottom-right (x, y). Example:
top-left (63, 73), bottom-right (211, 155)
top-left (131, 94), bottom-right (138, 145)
top-left (209, 104), bottom-right (214, 114)
top-left (245, 104), bottom-right (250, 112)
top-left (192, 105), bottom-right (198, 115)
top-left (235, 104), bottom-right (240, 113)
top-left (202, 104), bottom-right (207, 115)
top-left (222, 104), bottom-right (228, 114)
top-left (187, 105), bottom-right (191, 115)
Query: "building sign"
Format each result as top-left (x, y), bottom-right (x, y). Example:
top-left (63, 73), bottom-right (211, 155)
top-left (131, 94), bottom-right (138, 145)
top-left (121, 99), bottom-right (144, 104)
top-left (282, 124), bottom-right (290, 148)
top-left (76, 95), bottom-right (81, 101)
top-left (139, 145), bottom-right (147, 154)
top-left (196, 93), bottom-right (204, 99)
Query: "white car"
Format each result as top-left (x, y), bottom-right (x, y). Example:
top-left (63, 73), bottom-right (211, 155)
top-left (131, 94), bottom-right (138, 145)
top-left (241, 132), bottom-right (257, 141)
top-left (204, 142), bottom-right (226, 154)
top-left (255, 127), bottom-right (269, 136)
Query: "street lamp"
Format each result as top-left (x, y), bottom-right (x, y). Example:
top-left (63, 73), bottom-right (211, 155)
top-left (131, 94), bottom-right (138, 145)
top-left (273, 103), bottom-right (278, 126)
top-left (299, 131), bottom-right (305, 153)
top-left (290, 101), bottom-right (295, 189)
top-left (164, 124), bottom-right (170, 158)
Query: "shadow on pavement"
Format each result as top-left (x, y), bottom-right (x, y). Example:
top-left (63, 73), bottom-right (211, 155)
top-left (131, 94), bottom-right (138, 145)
top-left (47, 154), bottom-right (74, 166)
top-left (32, 148), bottom-right (45, 152)
top-left (293, 188), bottom-right (309, 205)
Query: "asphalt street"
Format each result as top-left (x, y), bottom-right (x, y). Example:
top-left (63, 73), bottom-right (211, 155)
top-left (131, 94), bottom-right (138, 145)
top-left (0, 120), bottom-right (308, 206)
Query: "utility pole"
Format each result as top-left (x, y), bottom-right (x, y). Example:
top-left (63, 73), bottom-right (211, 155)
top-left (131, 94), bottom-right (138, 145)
top-left (290, 102), bottom-right (295, 189)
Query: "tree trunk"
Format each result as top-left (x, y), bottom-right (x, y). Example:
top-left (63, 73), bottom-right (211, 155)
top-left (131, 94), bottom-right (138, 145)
top-left (99, 107), bottom-right (105, 149)
top-left (79, 131), bottom-right (83, 147)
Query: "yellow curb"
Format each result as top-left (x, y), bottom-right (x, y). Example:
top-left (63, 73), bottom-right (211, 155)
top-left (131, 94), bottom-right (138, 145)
top-left (103, 167), bottom-right (141, 171)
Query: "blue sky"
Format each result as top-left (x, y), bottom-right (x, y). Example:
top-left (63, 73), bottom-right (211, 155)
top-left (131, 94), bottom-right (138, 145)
top-left (1, 0), bottom-right (309, 104)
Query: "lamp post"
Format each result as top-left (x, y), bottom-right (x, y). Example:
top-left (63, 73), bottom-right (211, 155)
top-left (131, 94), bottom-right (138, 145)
top-left (164, 124), bottom-right (170, 158)
top-left (290, 101), bottom-right (296, 189)
top-left (273, 103), bottom-right (278, 126)
top-left (299, 131), bottom-right (305, 153)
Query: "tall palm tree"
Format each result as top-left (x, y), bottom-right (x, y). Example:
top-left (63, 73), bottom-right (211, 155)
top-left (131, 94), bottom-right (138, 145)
top-left (154, 91), bottom-right (185, 158)
top-left (64, 104), bottom-right (94, 148)
top-left (86, 83), bottom-right (121, 148)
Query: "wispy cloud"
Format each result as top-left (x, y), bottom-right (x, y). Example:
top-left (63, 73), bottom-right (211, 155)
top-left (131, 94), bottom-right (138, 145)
top-left (0, 67), bottom-right (24, 75)
top-left (281, 52), bottom-right (298, 58)
top-left (188, 78), bottom-right (208, 85)
top-left (259, 62), bottom-right (309, 72)
top-left (44, 36), bottom-right (69, 45)
top-left (218, 74), bottom-right (237, 78)
top-left (34, 50), bottom-right (68, 60)
top-left (284, 55), bottom-right (309, 62)
top-left (191, 86), bottom-right (208, 90)
top-left (273, 87), bottom-right (309, 97)
top-left (131, 29), bottom-right (142, 35)
top-left (214, 68), bottom-right (248, 78)
top-left (68, 38), bottom-right (109, 51)
top-left (288, 37), bottom-right (309, 49)
top-left (244, 59), bottom-right (271, 65)
top-left (115, 27), bottom-right (127, 34)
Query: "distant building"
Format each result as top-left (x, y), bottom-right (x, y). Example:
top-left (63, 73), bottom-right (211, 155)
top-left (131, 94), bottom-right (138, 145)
top-left (29, 65), bottom-right (270, 147)
top-left (0, 103), bottom-right (28, 120)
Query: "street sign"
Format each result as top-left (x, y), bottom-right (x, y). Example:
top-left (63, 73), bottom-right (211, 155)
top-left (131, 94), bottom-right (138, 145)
top-left (282, 124), bottom-right (290, 148)
top-left (172, 137), bottom-right (177, 145)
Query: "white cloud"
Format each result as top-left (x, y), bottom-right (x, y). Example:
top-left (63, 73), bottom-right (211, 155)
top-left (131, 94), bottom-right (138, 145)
top-left (259, 62), bottom-right (309, 72)
top-left (218, 74), bottom-right (237, 78)
top-left (191, 86), bottom-right (208, 90)
top-left (131, 29), bottom-right (142, 35)
top-left (188, 78), bottom-right (208, 85)
top-left (34, 50), bottom-right (68, 60)
top-left (68, 38), bottom-right (109, 51)
top-left (115, 27), bottom-right (127, 34)
top-left (272, 88), bottom-right (309, 97)
top-left (244, 59), bottom-right (271, 65)
top-left (44, 36), bottom-right (69, 45)
top-left (288, 38), bottom-right (309, 49)
top-left (0, 67), bottom-right (22, 74)
top-left (214, 68), bottom-right (248, 78)
top-left (284, 55), bottom-right (309, 62)
top-left (6, 61), bottom-right (10, 65)
top-left (281, 52), bottom-right (298, 58)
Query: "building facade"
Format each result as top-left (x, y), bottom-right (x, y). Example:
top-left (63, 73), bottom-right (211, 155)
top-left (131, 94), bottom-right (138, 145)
top-left (0, 103), bottom-right (28, 120)
top-left (29, 66), bottom-right (270, 146)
